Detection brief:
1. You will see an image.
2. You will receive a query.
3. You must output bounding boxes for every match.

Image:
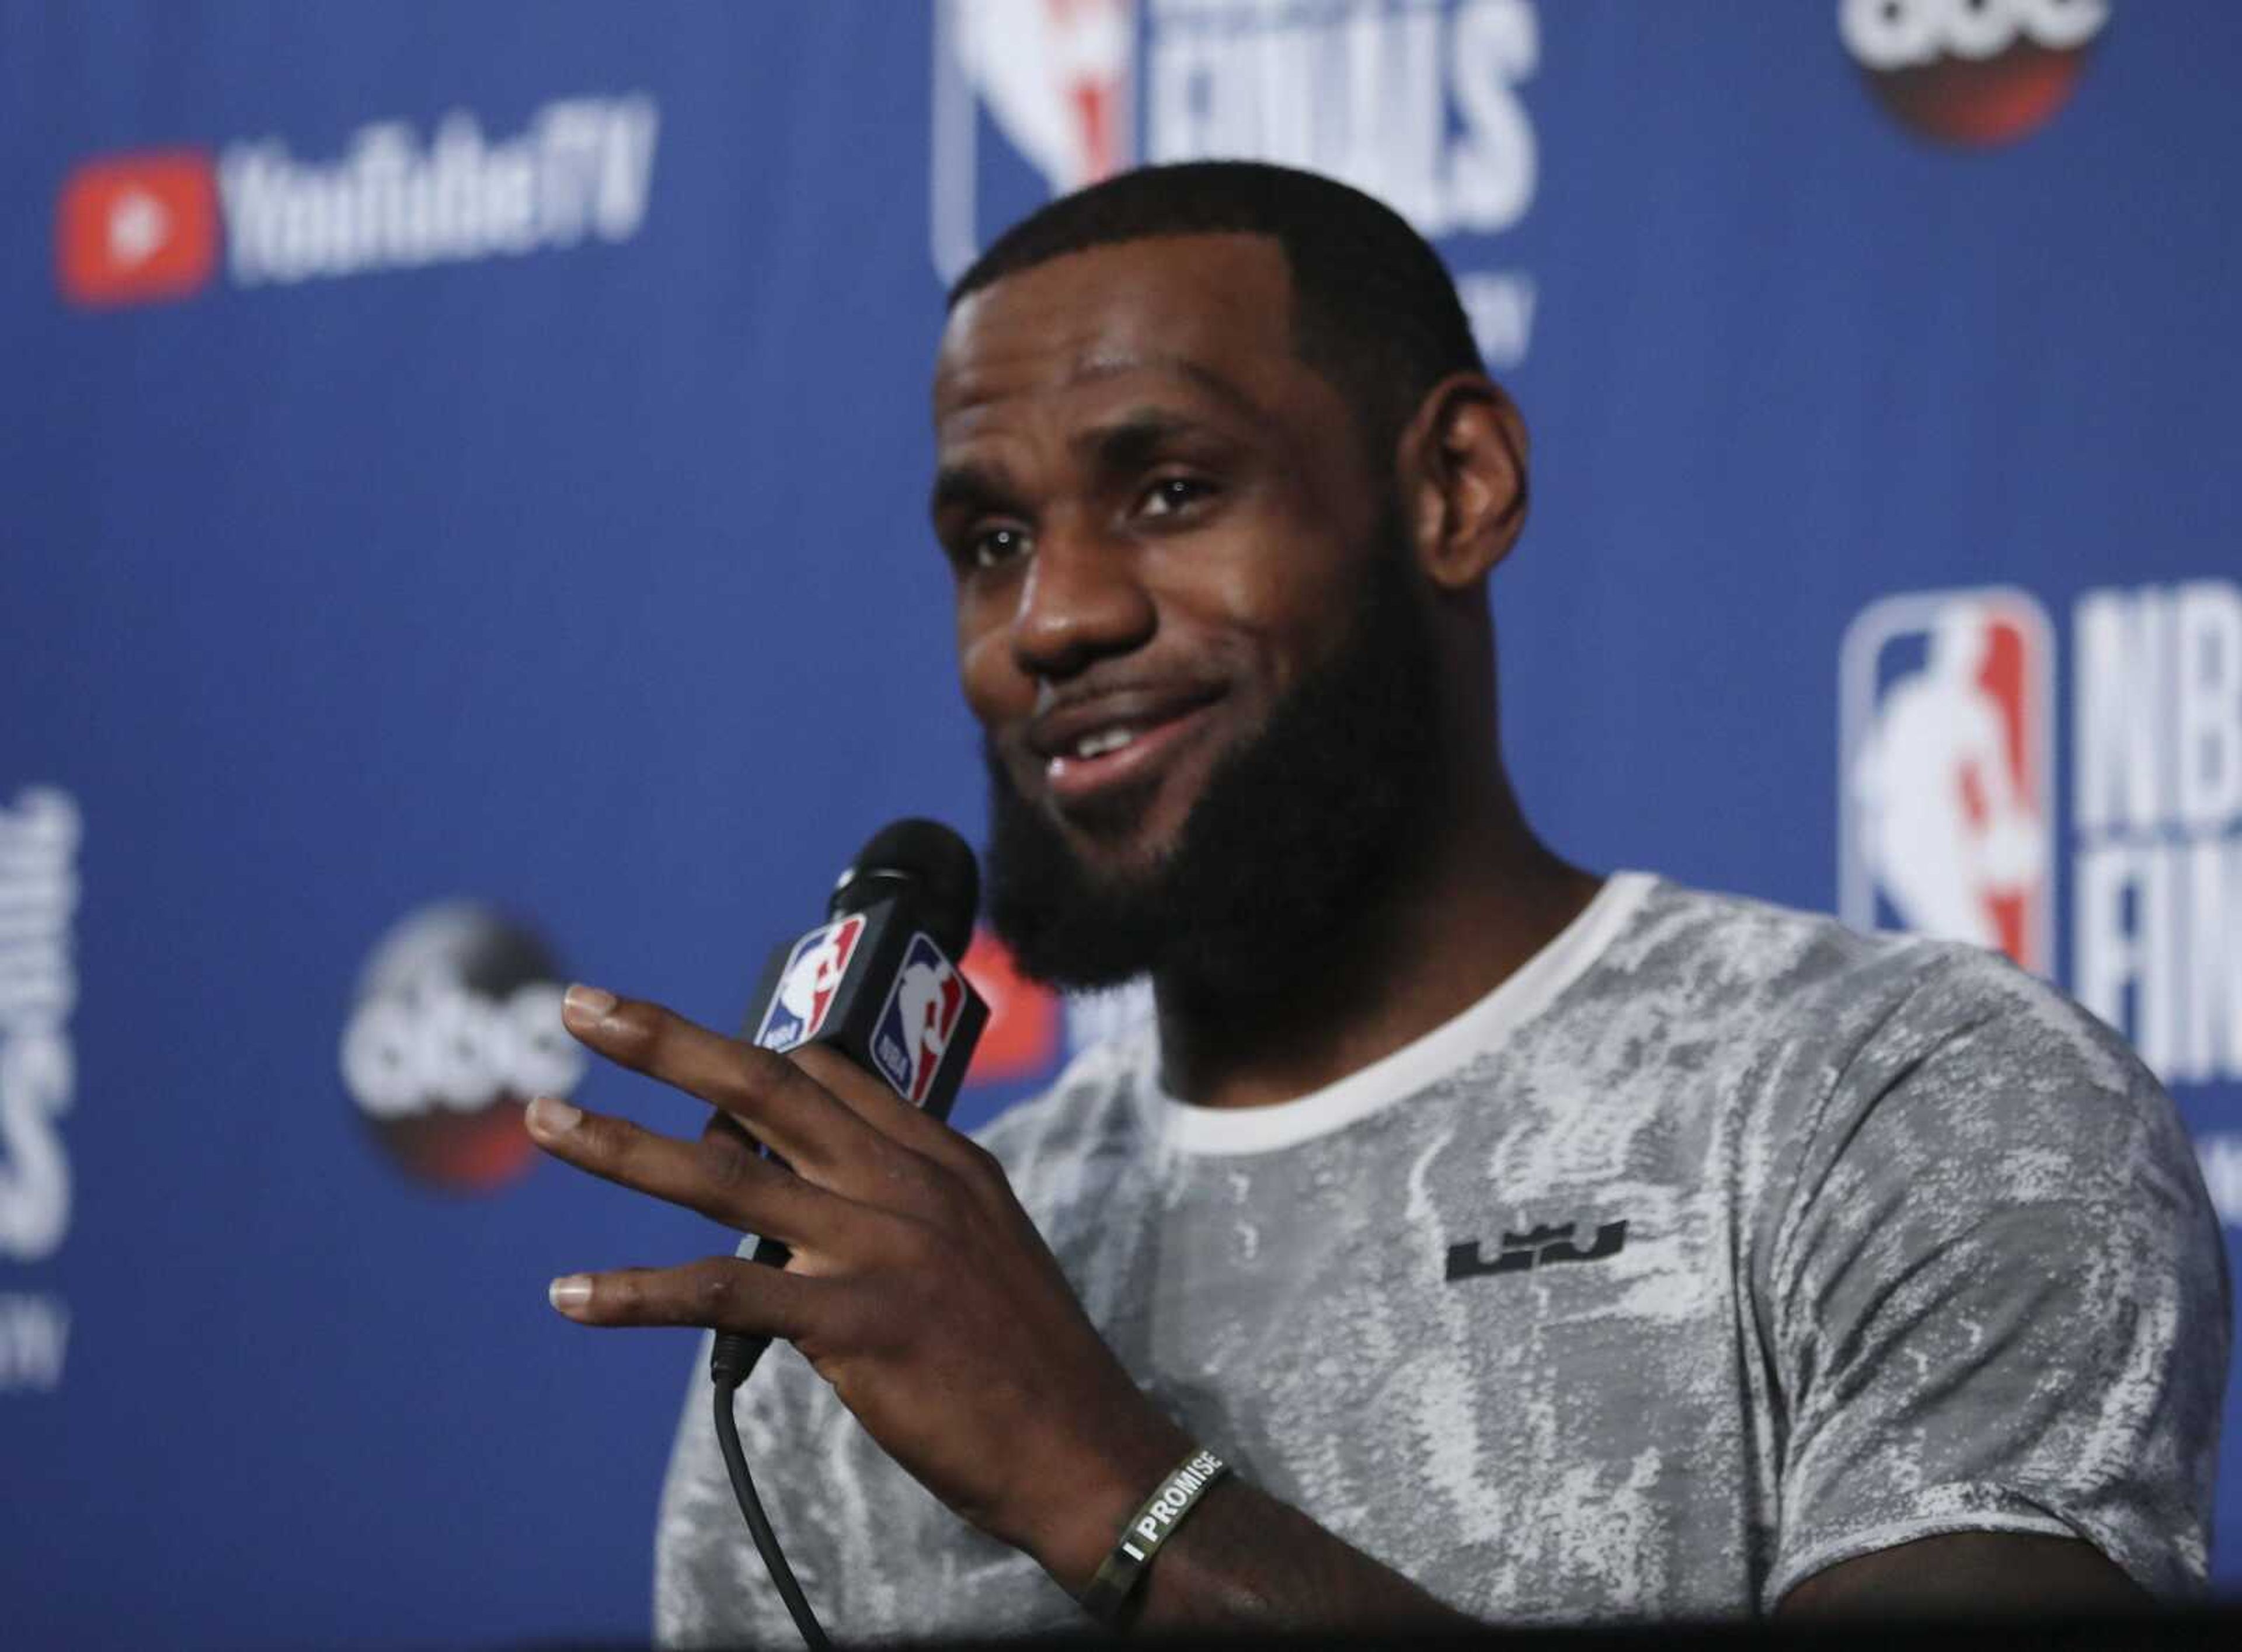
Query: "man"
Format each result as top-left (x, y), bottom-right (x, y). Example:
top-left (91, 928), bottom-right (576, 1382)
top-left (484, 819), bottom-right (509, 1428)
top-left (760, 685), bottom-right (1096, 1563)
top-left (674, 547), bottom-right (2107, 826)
top-left (526, 163), bottom-right (2229, 1639)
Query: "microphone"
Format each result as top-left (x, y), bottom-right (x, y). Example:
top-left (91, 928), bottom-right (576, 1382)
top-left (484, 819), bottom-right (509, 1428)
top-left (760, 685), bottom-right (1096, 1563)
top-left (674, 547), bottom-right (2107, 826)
top-left (712, 819), bottom-right (991, 1384)
top-left (708, 820), bottom-right (991, 1650)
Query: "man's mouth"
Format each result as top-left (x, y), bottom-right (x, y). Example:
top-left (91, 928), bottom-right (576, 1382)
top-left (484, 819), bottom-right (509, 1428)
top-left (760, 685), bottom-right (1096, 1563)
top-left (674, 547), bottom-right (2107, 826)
top-left (1028, 685), bottom-right (1225, 811)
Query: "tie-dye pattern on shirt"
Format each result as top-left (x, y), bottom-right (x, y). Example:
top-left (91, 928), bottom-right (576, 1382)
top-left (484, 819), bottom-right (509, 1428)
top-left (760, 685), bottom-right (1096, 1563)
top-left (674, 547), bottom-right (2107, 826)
top-left (654, 876), bottom-right (2229, 1644)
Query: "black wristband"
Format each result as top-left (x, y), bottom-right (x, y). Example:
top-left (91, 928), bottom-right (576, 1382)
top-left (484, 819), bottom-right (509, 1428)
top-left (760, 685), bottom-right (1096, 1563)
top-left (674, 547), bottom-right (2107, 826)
top-left (1078, 1445), bottom-right (1228, 1625)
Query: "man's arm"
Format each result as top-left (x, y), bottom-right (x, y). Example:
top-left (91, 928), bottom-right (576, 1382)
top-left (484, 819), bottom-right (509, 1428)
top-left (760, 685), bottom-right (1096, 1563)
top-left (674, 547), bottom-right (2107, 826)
top-left (1780, 1533), bottom-right (2149, 1619)
top-left (1757, 949), bottom-right (2227, 1613)
top-left (1035, 1438), bottom-right (1477, 1633)
top-left (532, 987), bottom-right (1479, 1634)
top-left (1115, 1480), bottom-right (1477, 1631)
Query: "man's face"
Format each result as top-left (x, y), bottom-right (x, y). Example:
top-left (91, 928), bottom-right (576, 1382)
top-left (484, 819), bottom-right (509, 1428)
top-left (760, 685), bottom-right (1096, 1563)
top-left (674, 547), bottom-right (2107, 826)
top-left (932, 233), bottom-right (1447, 992)
top-left (932, 234), bottom-right (1384, 878)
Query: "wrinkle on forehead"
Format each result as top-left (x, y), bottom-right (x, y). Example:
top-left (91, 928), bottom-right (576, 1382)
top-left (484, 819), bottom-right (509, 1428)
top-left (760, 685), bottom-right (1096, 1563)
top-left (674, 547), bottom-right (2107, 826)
top-left (939, 350), bottom-right (1272, 432)
top-left (932, 235), bottom-right (1300, 423)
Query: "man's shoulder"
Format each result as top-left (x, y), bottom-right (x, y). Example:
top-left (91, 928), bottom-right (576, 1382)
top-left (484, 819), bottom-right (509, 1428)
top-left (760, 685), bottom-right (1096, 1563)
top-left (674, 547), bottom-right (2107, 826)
top-left (1630, 879), bottom-right (2196, 1209)
top-left (1618, 875), bottom-right (1952, 997)
top-left (1611, 875), bottom-right (2092, 1051)
top-left (1590, 876), bottom-right (2170, 1153)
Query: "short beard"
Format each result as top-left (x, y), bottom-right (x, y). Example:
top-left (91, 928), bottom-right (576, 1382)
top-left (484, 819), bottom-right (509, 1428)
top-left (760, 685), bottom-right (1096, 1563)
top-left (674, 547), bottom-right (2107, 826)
top-left (983, 529), bottom-right (1447, 1002)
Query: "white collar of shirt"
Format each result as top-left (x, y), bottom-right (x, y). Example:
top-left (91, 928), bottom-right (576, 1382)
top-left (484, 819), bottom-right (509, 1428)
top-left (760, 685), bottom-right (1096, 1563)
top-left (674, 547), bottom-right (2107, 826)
top-left (1134, 871), bottom-right (1656, 1158)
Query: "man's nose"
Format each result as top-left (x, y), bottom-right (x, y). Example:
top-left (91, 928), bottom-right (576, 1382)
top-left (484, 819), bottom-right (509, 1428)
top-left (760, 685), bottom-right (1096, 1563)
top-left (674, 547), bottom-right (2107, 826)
top-left (1008, 521), bottom-right (1155, 683)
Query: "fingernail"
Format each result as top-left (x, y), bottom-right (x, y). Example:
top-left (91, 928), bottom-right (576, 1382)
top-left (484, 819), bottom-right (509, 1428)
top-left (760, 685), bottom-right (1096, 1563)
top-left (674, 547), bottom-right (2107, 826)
top-left (562, 983), bottom-right (617, 1027)
top-left (548, 1275), bottom-right (592, 1311)
top-left (526, 1095), bottom-right (581, 1136)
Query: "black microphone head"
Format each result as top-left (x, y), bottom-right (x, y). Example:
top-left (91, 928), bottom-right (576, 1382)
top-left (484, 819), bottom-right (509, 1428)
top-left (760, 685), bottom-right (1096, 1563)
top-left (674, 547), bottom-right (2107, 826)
top-left (827, 818), bottom-right (980, 958)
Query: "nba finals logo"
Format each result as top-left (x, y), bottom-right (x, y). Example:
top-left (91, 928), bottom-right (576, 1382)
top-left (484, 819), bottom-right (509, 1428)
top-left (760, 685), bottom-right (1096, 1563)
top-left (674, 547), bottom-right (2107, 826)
top-left (928, 0), bottom-right (1544, 369)
top-left (755, 914), bottom-right (866, 1052)
top-left (1840, 578), bottom-right (2242, 1097)
top-left (930, 0), bottom-right (1133, 283)
top-left (1839, 588), bottom-right (2055, 971)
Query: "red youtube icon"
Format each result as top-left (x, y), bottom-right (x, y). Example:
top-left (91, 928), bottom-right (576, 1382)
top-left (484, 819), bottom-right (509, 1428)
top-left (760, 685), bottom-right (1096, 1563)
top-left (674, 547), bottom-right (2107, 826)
top-left (55, 149), bottom-right (220, 308)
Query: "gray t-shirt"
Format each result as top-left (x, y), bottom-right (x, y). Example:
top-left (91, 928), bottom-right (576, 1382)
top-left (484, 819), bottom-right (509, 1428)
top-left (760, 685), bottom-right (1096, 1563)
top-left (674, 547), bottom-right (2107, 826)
top-left (653, 875), bottom-right (2230, 1643)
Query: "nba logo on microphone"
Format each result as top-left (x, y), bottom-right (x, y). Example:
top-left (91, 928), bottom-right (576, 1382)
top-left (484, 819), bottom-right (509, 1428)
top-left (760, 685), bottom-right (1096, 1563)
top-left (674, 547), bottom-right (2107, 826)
top-left (872, 934), bottom-right (969, 1104)
top-left (1839, 587), bottom-right (2055, 971)
top-left (754, 914), bottom-right (866, 1051)
top-left (929, 0), bottom-right (1135, 282)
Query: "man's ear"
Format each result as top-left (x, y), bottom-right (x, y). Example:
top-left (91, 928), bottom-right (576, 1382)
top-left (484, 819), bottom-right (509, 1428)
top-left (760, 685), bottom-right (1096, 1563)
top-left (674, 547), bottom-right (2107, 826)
top-left (1401, 374), bottom-right (1530, 593)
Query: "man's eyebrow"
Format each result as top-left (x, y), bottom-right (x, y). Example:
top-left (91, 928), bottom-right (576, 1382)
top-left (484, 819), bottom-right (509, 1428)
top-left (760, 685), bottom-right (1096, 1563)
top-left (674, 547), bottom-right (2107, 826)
top-left (929, 358), bottom-right (1262, 518)
top-left (928, 458), bottom-right (1016, 520)
top-left (1073, 407), bottom-right (1226, 477)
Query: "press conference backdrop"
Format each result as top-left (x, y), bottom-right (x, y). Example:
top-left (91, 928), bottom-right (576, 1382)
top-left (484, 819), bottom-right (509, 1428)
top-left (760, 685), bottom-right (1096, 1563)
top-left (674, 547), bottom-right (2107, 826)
top-left (2, 1), bottom-right (2236, 1643)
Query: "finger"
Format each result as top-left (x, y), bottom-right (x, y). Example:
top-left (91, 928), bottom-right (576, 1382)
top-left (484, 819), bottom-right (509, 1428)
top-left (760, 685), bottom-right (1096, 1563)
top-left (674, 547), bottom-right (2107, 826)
top-left (778, 1043), bottom-right (1018, 1229)
top-left (702, 1111), bottom-right (761, 1157)
top-left (784, 1038), bottom-right (1018, 1190)
top-left (546, 1256), bottom-right (821, 1339)
top-left (559, 984), bottom-right (890, 1183)
top-left (788, 1041), bottom-right (973, 1162)
top-left (524, 1095), bottom-right (867, 1250)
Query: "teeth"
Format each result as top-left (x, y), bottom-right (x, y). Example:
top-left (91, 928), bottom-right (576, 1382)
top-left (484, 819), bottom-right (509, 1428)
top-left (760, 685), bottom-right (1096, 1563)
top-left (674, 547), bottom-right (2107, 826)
top-left (1073, 727), bottom-right (1137, 759)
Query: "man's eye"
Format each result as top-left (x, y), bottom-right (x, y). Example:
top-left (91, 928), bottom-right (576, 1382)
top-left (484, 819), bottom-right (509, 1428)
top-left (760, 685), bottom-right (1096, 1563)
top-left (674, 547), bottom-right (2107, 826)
top-left (966, 527), bottom-right (1031, 570)
top-left (1139, 476), bottom-right (1216, 518)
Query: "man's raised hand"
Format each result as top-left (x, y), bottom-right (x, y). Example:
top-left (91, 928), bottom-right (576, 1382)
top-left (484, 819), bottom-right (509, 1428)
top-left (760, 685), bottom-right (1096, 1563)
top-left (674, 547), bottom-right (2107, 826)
top-left (525, 982), bottom-right (1192, 1592)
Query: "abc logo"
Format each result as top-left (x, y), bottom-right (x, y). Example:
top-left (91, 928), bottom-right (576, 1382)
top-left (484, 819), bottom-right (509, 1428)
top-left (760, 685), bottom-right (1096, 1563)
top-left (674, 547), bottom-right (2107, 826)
top-left (340, 904), bottom-right (583, 1191)
top-left (1840, 0), bottom-right (2108, 147)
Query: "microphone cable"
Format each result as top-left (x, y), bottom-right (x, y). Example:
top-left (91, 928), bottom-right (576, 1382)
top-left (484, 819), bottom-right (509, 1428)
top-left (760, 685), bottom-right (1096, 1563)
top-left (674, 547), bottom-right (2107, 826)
top-left (711, 1254), bottom-right (832, 1652)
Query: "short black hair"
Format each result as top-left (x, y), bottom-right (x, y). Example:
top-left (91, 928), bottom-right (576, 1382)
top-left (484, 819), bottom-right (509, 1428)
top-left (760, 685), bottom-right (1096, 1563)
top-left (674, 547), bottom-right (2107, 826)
top-left (949, 161), bottom-right (1484, 465)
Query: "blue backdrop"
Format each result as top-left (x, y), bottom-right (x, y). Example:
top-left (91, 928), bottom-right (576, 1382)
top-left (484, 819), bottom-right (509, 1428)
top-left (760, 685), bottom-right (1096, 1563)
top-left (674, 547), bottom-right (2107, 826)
top-left (3, 2), bottom-right (2236, 1644)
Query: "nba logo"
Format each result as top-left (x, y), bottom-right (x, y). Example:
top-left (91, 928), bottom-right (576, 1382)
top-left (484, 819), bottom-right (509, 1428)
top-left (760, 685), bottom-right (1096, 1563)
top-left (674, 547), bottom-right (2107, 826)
top-left (929, 0), bottom-right (1136, 282)
top-left (753, 913), bottom-right (866, 1051)
top-left (871, 933), bottom-right (969, 1104)
top-left (1839, 587), bottom-right (2055, 971)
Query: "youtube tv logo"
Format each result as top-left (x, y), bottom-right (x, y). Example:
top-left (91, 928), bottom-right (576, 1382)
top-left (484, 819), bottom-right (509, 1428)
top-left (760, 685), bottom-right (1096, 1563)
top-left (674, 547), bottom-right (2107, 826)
top-left (55, 149), bottom-right (220, 308)
top-left (53, 98), bottom-right (657, 312)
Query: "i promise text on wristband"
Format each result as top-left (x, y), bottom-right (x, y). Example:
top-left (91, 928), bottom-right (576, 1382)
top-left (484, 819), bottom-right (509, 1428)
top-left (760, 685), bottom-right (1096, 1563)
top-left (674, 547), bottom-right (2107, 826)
top-left (1080, 1445), bottom-right (1229, 1623)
